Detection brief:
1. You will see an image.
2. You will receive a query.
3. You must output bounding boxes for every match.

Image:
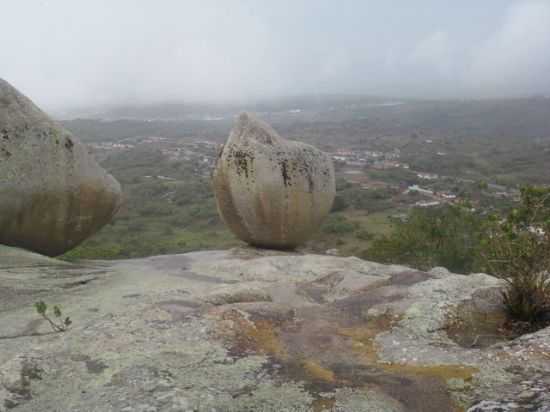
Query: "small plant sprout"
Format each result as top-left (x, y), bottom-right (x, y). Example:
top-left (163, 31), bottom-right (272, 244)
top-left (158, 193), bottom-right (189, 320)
top-left (34, 301), bottom-right (72, 332)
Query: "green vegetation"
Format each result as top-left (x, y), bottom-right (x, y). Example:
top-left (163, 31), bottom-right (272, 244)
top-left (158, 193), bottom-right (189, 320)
top-left (34, 301), bottom-right (72, 332)
top-left (479, 186), bottom-right (550, 325)
top-left (62, 96), bottom-right (550, 261)
top-left (307, 210), bottom-right (395, 256)
top-left (335, 179), bottom-right (398, 213)
top-left (363, 203), bottom-right (484, 273)
top-left (322, 215), bottom-right (357, 235)
top-left (64, 143), bottom-right (403, 259)
top-left (63, 145), bottom-right (244, 259)
top-left (364, 187), bottom-right (550, 327)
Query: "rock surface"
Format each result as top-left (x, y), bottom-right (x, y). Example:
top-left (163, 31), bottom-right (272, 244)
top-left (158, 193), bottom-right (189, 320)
top-left (212, 113), bottom-right (335, 249)
top-left (0, 79), bottom-right (121, 256)
top-left (1, 246), bottom-right (550, 411)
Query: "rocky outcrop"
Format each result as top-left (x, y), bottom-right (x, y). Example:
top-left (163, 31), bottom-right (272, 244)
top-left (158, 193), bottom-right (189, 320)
top-left (212, 113), bottom-right (335, 249)
top-left (1, 247), bottom-right (550, 411)
top-left (0, 79), bottom-right (121, 256)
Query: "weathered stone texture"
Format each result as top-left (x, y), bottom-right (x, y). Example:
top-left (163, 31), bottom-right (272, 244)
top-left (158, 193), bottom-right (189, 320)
top-left (0, 78), bottom-right (121, 256)
top-left (1, 247), bottom-right (549, 411)
top-left (213, 113), bottom-right (335, 249)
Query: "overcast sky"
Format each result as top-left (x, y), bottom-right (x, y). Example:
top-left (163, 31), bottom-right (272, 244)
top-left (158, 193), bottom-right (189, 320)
top-left (2, 0), bottom-right (550, 110)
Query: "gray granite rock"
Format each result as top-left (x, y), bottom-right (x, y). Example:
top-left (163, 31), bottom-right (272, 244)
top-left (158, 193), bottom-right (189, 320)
top-left (0, 78), bottom-right (121, 256)
top-left (1, 247), bottom-right (549, 411)
top-left (213, 113), bottom-right (335, 249)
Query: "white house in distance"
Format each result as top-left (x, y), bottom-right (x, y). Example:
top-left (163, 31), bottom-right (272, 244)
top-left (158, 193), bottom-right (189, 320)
top-left (441, 193), bottom-right (457, 200)
top-left (415, 200), bottom-right (441, 208)
top-left (417, 173), bottom-right (439, 180)
top-left (406, 185), bottom-right (434, 196)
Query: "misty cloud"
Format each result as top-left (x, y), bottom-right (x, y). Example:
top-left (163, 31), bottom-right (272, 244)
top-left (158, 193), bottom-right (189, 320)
top-left (465, 1), bottom-right (550, 97)
top-left (1, 0), bottom-right (549, 110)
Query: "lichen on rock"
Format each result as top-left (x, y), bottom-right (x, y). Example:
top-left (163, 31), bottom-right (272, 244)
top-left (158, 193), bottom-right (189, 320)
top-left (2, 247), bottom-right (550, 411)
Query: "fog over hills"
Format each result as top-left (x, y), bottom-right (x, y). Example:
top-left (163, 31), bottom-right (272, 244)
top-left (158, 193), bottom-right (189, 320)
top-left (2, 0), bottom-right (550, 112)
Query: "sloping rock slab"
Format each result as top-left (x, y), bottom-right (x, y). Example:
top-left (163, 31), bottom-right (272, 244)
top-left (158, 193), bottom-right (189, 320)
top-left (0, 248), bottom-right (549, 411)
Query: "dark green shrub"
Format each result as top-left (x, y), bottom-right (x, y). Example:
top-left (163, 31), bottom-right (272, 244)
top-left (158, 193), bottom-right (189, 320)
top-left (62, 244), bottom-right (124, 260)
top-left (322, 215), bottom-right (356, 234)
top-left (479, 186), bottom-right (550, 325)
top-left (331, 195), bottom-right (348, 212)
top-left (364, 203), bottom-right (484, 273)
top-left (356, 229), bottom-right (374, 241)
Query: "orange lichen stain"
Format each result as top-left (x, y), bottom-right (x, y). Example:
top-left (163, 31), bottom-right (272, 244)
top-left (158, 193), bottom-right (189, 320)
top-left (338, 313), bottom-right (399, 363)
top-left (311, 397), bottom-right (336, 412)
top-left (220, 310), bottom-right (287, 360)
top-left (301, 360), bottom-right (336, 383)
top-left (338, 326), bottom-right (379, 364)
top-left (221, 309), bottom-right (472, 412)
top-left (245, 319), bottom-right (288, 359)
top-left (339, 314), bottom-right (478, 392)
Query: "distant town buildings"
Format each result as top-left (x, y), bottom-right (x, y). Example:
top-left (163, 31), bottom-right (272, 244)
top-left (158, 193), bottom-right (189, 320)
top-left (406, 185), bottom-right (434, 196)
top-left (372, 160), bottom-right (402, 170)
top-left (144, 136), bottom-right (168, 143)
top-left (89, 142), bottom-right (135, 150)
top-left (332, 148), bottom-right (405, 169)
top-left (441, 193), bottom-right (457, 200)
top-left (417, 173), bottom-right (439, 180)
top-left (415, 200), bottom-right (441, 208)
top-left (88, 132), bottom-right (519, 215)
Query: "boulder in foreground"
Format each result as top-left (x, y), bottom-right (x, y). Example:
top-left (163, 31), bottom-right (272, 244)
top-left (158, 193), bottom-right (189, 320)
top-left (0, 78), bottom-right (121, 256)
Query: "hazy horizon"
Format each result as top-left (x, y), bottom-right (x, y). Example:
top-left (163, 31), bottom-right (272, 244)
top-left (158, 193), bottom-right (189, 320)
top-left (2, 1), bottom-right (550, 111)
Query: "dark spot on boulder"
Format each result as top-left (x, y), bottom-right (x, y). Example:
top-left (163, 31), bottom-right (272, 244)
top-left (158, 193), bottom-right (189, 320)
top-left (65, 137), bottom-right (74, 150)
top-left (280, 158), bottom-right (291, 186)
top-left (304, 167), bottom-right (314, 192)
top-left (217, 143), bottom-right (224, 159)
top-left (231, 149), bottom-right (254, 178)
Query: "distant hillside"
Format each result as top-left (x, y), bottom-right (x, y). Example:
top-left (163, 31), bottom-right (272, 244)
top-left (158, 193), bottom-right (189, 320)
top-left (62, 96), bottom-right (550, 143)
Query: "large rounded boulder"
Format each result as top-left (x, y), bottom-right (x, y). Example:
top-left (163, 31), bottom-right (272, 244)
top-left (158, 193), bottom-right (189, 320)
top-left (0, 78), bottom-right (122, 256)
top-left (213, 112), bottom-right (335, 249)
